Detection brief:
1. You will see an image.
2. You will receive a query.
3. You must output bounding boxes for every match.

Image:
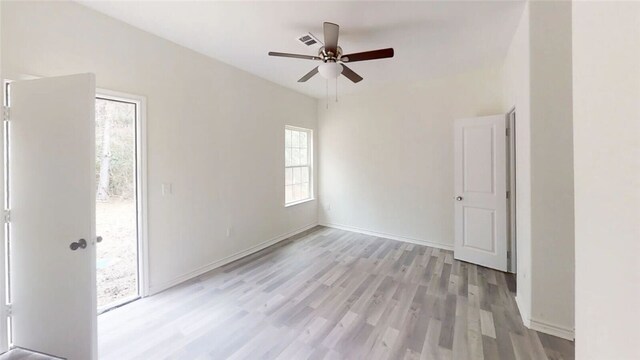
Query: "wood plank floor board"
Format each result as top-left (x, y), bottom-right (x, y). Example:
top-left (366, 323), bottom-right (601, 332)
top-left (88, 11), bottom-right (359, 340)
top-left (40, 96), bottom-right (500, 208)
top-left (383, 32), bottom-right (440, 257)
top-left (366, 326), bottom-right (400, 360)
top-left (481, 334), bottom-right (500, 360)
top-left (99, 226), bottom-right (574, 360)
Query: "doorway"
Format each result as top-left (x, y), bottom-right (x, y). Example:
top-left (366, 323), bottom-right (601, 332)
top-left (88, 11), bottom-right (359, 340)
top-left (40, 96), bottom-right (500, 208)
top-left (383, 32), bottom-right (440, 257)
top-left (453, 112), bottom-right (517, 275)
top-left (95, 91), bottom-right (147, 313)
top-left (506, 108), bottom-right (517, 275)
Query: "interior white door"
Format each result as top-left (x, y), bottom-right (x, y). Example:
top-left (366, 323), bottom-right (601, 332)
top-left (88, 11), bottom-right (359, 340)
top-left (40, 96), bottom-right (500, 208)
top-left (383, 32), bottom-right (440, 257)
top-left (8, 74), bottom-right (96, 359)
top-left (454, 115), bottom-right (507, 271)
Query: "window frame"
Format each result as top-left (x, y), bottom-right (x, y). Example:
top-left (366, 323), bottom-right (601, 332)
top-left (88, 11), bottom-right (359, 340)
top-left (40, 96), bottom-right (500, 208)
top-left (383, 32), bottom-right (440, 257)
top-left (284, 125), bottom-right (314, 207)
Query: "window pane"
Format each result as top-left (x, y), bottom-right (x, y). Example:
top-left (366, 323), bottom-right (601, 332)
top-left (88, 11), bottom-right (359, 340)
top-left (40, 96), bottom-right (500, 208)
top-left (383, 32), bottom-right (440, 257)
top-left (285, 147), bottom-right (291, 167)
top-left (285, 168), bottom-right (293, 185)
top-left (291, 148), bottom-right (300, 166)
top-left (299, 131), bottom-right (308, 149)
top-left (285, 185), bottom-right (293, 204)
top-left (293, 167), bottom-right (301, 184)
top-left (293, 184), bottom-right (301, 201)
top-left (285, 129), bottom-right (291, 148)
top-left (292, 130), bottom-right (300, 148)
top-left (285, 127), bottom-right (312, 205)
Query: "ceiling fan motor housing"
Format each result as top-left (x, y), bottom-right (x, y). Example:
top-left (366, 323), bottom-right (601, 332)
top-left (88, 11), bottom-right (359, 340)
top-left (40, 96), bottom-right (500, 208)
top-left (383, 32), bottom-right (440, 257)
top-left (319, 46), bottom-right (343, 62)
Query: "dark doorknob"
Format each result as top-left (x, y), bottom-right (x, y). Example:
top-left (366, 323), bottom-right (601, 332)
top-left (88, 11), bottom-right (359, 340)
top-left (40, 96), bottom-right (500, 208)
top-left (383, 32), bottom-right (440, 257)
top-left (70, 238), bottom-right (87, 251)
top-left (455, 196), bottom-right (463, 201)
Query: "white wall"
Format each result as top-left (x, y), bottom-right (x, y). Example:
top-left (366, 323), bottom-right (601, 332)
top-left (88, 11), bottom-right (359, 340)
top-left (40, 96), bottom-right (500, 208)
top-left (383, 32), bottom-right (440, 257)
top-left (500, 2), bottom-right (532, 326)
top-left (528, 0), bottom-right (575, 338)
top-left (318, 67), bottom-right (503, 248)
top-left (573, 2), bottom-right (640, 359)
top-left (501, 1), bottom-right (575, 340)
top-left (0, 1), bottom-right (318, 294)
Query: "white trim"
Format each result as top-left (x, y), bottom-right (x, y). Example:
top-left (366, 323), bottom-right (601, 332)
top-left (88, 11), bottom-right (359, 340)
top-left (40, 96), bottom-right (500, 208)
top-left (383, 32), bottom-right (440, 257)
top-left (148, 222), bottom-right (319, 295)
top-left (284, 124), bottom-right (313, 132)
top-left (514, 295), bottom-right (575, 341)
top-left (95, 88), bottom-right (150, 298)
top-left (507, 108), bottom-right (517, 274)
top-left (285, 197), bottom-right (315, 208)
top-left (528, 318), bottom-right (575, 341)
top-left (320, 222), bottom-right (454, 251)
top-left (1, 79), bottom-right (9, 353)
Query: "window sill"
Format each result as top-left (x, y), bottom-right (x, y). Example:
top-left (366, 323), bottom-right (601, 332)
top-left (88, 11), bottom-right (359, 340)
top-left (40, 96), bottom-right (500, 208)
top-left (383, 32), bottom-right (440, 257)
top-left (285, 198), bottom-right (315, 208)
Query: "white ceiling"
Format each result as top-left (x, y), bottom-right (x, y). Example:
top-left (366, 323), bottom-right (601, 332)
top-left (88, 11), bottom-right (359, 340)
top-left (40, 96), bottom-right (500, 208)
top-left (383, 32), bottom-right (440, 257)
top-left (78, 1), bottom-right (525, 99)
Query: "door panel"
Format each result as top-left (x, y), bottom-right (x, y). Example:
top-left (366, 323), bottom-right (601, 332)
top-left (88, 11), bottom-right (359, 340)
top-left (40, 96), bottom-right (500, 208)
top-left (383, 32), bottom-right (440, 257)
top-left (463, 207), bottom-right (496, 252)
top-left (454, 115), bottom-right (507, 271)
top-left (9, 74), bottom-right (96, 359)
top-left (463, 126), bottom-right (495, 193)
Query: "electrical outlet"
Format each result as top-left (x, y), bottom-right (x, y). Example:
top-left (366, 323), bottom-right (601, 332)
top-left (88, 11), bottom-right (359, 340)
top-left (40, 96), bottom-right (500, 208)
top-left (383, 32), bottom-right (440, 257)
top-left (226, 227), bottom-right (232, 237)
top-left (161, 183), bottom-right (172, 196)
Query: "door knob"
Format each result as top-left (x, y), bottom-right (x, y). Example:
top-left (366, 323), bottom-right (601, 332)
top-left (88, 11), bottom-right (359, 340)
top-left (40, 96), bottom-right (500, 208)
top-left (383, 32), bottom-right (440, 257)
top-left (97, 236), bottom-right (103, 243)
top-left (70, 238), bottom-right (87, 251)
top-left (455, 196), bottom-right (463, 201)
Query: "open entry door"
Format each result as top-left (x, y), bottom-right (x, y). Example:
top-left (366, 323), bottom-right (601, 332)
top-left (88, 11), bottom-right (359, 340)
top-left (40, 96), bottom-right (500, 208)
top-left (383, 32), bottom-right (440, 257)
top-left (7, 74), bottom-right (97, 359)
top-left (454, 115), bottom-right (508, 272)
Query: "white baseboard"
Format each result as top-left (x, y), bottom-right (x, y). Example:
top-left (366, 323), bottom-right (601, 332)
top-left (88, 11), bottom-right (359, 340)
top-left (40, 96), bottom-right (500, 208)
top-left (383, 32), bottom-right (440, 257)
top-left (514, 296), bottom-right (574, 341)
top-left (529, 318), bottom-right (575, 341)
top-left (320, 222), bottom-right (453, 251)
top-left (148, 222), bottom-right (319, 295)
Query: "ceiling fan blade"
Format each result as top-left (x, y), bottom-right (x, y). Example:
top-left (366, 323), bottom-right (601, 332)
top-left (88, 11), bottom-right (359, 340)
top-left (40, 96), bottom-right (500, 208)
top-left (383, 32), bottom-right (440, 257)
top-left (323, 22), bottom-right (339, 53)
top-left (341, 48), bottom-right (394, 63)
top-left (341, 65), bottom-right (363, 83)
top-left (268, 52), bottom-right (321, 61)
top-left (298, 67), bottom-right (319, 82)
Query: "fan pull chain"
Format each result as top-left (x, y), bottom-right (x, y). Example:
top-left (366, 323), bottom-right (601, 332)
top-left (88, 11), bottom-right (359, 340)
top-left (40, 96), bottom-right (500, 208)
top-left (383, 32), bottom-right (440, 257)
top-left (326, 79), bottom-right (329, 110)
top-left (335, 78), bottom-right (338, 102)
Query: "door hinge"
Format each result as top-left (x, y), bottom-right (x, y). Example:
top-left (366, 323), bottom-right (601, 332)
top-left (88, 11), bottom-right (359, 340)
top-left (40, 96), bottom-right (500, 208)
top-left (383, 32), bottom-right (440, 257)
top-left (506, 191), bottom-right (510, 199)
top-left (506, 128), bottom-right (510, 136)
top-left (2, 106), bottom-right (9, 122)
top-left (507, 250), bottom-right (511, 261)
top-left (3, 210), bottom-right (10, 224)
top-left (4, 303), bottom-right (11, 317)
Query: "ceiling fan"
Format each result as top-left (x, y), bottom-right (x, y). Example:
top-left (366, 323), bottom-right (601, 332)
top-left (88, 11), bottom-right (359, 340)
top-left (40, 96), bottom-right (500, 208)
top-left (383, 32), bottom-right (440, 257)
top-left (268, 22), bottom-right (394, 84)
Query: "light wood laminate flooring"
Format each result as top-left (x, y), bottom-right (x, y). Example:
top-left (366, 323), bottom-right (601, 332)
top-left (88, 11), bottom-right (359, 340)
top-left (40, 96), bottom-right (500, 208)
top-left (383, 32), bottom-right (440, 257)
top-left (99, 226), bottom-right (574, 360)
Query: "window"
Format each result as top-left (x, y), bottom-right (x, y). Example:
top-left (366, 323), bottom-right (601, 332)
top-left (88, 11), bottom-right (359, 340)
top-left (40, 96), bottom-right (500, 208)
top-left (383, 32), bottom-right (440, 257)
top-left (285, 126), bottom-right (312, 205)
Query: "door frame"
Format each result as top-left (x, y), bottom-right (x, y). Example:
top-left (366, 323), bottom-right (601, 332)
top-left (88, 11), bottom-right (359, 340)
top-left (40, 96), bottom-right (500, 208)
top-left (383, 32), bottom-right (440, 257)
top-left (0, 80), bottom-right (9, 354)
top-left (96, 88), bottom-right (150, 301)
top-left (506, 108), bottom-right (517, 274)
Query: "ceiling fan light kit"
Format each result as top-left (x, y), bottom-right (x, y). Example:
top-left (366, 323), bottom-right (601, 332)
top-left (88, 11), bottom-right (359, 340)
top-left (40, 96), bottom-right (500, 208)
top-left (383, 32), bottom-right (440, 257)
top-left (318, 61), bottom-right (343, 79)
